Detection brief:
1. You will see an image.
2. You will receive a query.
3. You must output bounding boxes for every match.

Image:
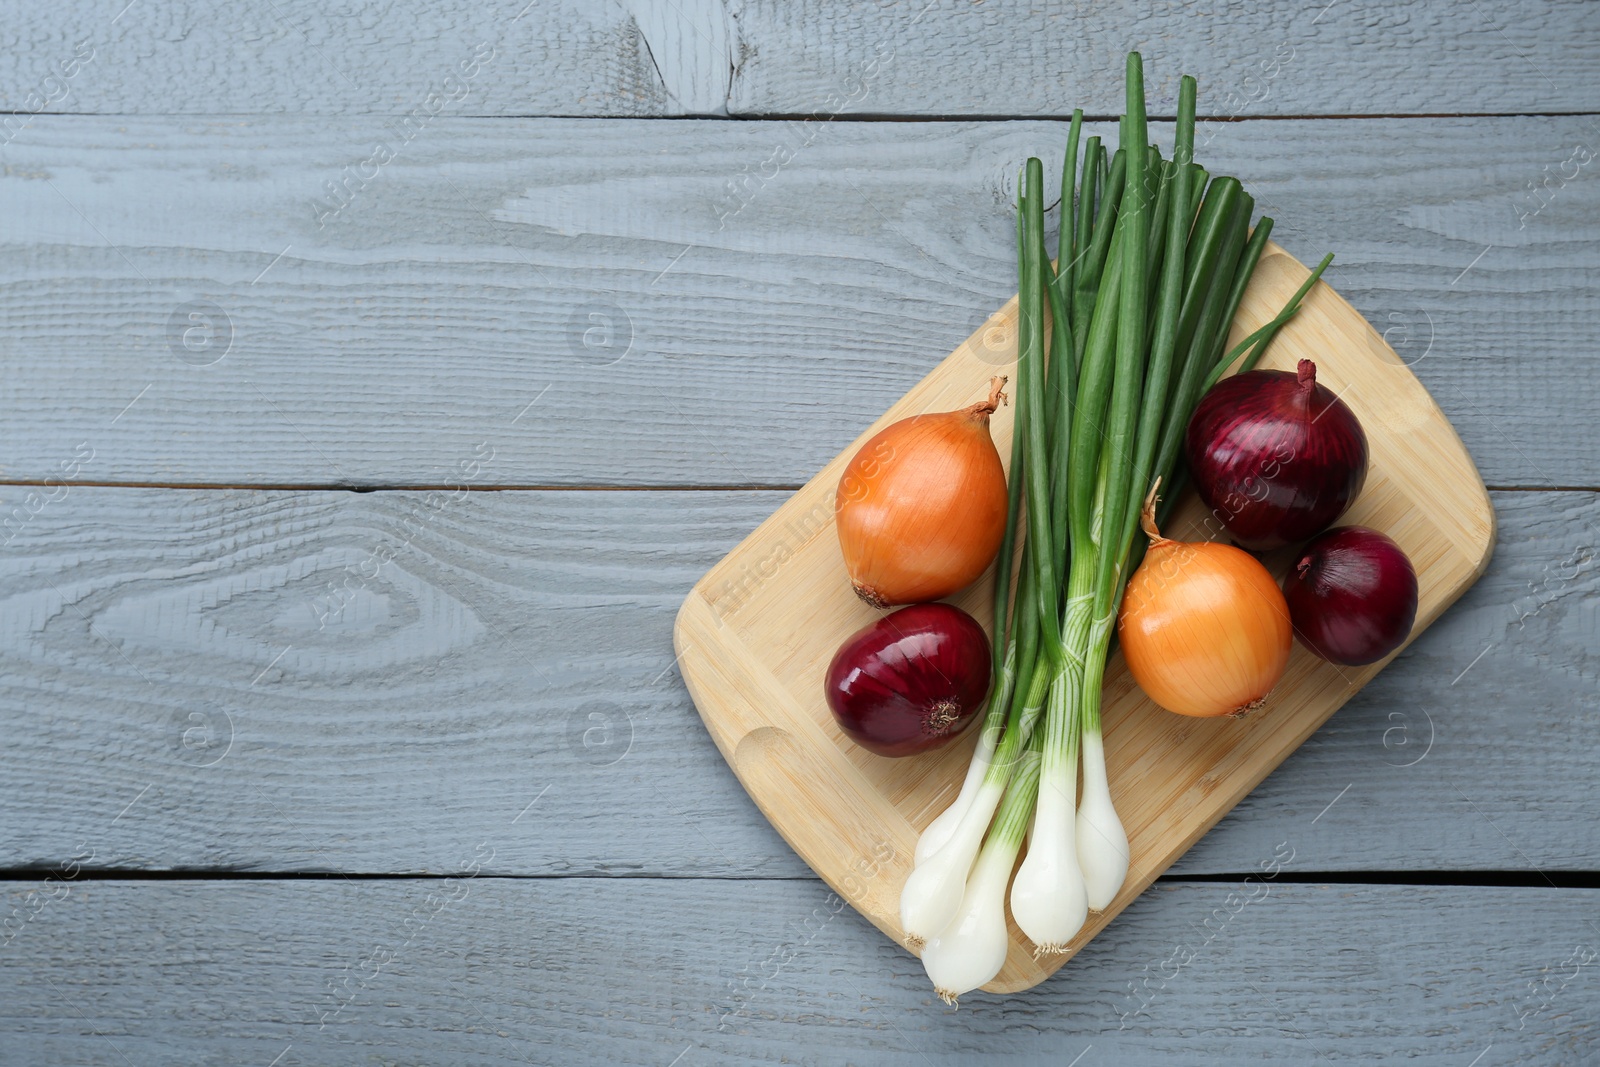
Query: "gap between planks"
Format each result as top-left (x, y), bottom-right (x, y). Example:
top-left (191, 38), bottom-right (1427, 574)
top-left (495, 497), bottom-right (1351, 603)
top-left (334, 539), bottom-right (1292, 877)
top-left (716, 109), bottom-right (1600, 123)
top-left (0, 481), bottom-right (806, 493)
top-left (0, 481), bottom-right (1591, 493)
top-left (1, 870), bottom-right (1596, 889)
top-left (6, 110), bottom-right (1595, 122)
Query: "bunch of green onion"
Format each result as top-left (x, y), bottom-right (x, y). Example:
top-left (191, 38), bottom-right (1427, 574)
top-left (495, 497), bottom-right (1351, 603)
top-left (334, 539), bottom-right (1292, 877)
top-left (900, 53), bottom-right (1332, 1004)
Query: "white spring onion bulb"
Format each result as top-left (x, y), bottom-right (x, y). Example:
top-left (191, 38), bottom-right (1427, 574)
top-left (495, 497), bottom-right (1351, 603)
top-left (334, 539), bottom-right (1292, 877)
top-left (899, 780), bottom-right (1002, 947)
top-left (914, 729), bottom-right (996, 866)
top-left (903, 669), bottom-right (1050, 942)
top-left (919, 840), bottom-right (1015, 1006)
top-left (919, 643), bottom-right (1019, 868)
top-left (1076, 729), bottom-right (1129, 910)
top-left (920, 748), bottom-right (1040, 1005)
top-left (1008, 675), bottom-right (1087, 954)
top-left (1009, 775), bottom-right (1086, 954)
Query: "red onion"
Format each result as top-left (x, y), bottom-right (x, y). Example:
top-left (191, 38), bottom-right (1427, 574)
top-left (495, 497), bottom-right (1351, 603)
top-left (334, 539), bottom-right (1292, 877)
top-left (1186, 359), bottom-right (1369, 550)
top-left (1283, 526), bottom-right (1418, 666)
top-left (824, 603), bottom-right (990, 758)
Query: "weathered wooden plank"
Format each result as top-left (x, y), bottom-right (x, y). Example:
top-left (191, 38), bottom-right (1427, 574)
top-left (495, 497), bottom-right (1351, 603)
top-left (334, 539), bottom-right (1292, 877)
top-left (0, 1), bottom-right (677, 122)
top-left (0, 486), bottom-right (1593, 876)
top-left (0, 116), bottom-right (1594, 489)
top-left (1, 877), bottom-right (1592, 1064)
top-left (729, 0), bottom-right (1600, 118)
top-left (3, 1), bottom-right (1597, 118)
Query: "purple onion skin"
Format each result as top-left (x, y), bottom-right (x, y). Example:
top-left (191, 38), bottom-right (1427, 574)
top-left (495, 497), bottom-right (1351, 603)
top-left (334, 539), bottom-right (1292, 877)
top-left (1186, 359), bottom-right (1369, 551)
top-left (1284, 526), bottom-right (1418, 666)
top-left (824, 602), bottom-right (990, 758)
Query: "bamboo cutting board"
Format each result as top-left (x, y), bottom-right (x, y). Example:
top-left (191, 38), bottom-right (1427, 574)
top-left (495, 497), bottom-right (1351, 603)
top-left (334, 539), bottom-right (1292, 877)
top-left (672, 245), bottom-right (1496, 994)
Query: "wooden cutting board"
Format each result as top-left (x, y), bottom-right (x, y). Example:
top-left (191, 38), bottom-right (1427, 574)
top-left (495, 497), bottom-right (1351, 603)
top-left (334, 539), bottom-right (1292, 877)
top-left (672, 244), bottom-right (1496, 994)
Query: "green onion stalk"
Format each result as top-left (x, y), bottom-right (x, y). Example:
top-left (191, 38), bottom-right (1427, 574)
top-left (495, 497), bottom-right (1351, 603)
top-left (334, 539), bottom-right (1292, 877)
top-left (899, 158), bottom-right (1059, 949)
top-left (905, 54), bottom-right (1333, 992)
top-left (911, 193), bottom-right (1042, 869)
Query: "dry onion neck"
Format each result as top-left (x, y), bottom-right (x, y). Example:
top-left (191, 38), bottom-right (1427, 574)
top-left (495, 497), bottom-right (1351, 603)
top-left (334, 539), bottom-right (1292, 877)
top-left (1139, 478), bottom-right (1174, 550)
top-left (964, 375), bottom-right (1009, 421)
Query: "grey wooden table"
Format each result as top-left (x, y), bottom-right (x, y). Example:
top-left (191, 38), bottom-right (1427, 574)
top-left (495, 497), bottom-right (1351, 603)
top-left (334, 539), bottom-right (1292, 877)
top-left (1, 2), bottom-right (1596, 1063)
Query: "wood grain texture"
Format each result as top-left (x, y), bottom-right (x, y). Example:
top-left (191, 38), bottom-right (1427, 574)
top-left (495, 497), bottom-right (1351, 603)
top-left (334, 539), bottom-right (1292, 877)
top-left (0, 4), bottom-right (1590, 1056)
top-left (619, 0), bottom-right (736, 115)
top-left (0, 116), bottom-right (1593, 489)
top-left (0, 0), bottom-right (678, 120)
top-left (0, 485), bottom-right (1591, 879)
top-left (2, 877), bottom-right (1593, 1065)
top-left (676, 247), bottom-right (1496, 991)
top-left (4, 1), bottom-right (1598, 118)
top-left (728, 0), bottom-right (1600, 118)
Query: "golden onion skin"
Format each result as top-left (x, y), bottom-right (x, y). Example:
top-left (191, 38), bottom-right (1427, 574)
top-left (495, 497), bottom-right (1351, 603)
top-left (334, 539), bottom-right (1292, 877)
top-left (1118, 537), bottom-right (1292, 717)
top-left (835, 386), bottom-right (1008, 607)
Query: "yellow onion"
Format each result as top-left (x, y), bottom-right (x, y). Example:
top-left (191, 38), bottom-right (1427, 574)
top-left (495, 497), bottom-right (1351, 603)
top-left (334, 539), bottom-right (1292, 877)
top-left (836, 379), bottom-right (1009, 607)
top-left (1118, 486), bottom-right (1291, 718)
